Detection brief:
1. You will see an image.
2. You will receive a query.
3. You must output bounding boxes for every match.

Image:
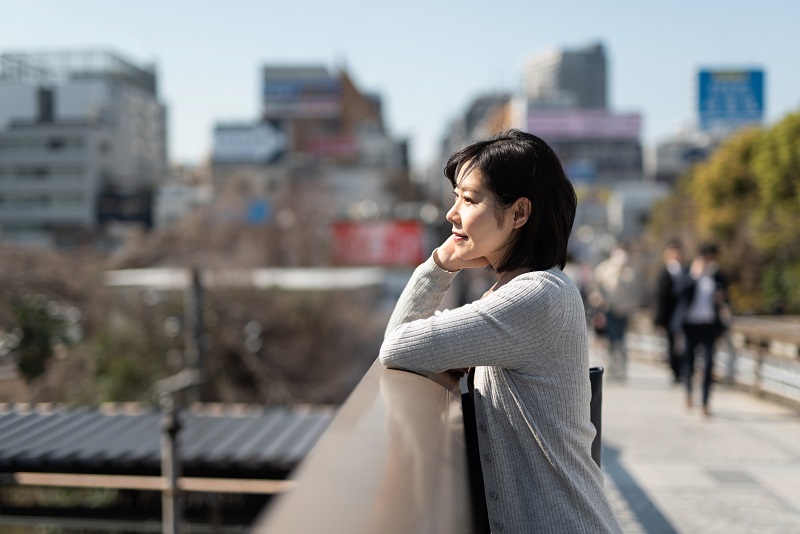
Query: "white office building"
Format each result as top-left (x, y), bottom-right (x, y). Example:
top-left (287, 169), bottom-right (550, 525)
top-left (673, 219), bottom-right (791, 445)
top-left (0, 50), bottom-right (167, 247)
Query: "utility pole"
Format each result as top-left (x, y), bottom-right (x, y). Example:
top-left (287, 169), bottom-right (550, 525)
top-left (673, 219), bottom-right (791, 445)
top-left (183, 267), bottom-right (206, 403)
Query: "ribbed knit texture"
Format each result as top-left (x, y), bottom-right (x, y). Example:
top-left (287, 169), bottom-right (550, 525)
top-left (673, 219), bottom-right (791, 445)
top-left (379, 255), bottom-right (622, 533)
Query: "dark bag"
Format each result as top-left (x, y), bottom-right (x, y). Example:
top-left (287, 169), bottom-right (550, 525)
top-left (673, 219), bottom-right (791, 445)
top-left (462, 368), bottom-right (490, 533)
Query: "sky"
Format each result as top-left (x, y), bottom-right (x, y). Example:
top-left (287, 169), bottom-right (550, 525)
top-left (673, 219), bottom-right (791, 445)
top-left (2, 1), bottom-right (799, 172)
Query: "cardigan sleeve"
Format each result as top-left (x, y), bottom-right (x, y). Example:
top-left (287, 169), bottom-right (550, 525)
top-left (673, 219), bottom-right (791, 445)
top-left (380, 258), bottom-right (570, 375)
top-left (383, 253), bottom-right (460, 338)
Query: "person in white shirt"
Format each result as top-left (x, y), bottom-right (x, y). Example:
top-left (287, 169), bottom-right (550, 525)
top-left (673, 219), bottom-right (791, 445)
top-left (677, 244), bottom-right (729, 416)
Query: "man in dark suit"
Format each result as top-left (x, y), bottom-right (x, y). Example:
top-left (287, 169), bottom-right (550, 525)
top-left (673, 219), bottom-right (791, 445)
top-left (654, 239), bottom-right (685, 383)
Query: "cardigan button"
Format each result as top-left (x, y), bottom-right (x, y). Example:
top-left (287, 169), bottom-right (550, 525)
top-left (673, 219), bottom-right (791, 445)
top-left (479, 422), bottom-right (487, 433)
top-left (493, 520), bottom-right (504, 531)
top-left (489, 490), bottom-right (498, 500)
top-left (482, 453), bottom-right (492, 464)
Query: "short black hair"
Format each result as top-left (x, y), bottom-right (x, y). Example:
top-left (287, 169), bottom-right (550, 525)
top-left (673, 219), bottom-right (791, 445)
top-left (444, 129), bottom-right (576, 272)
top-left (665, 238), bottom-right (683, 251)
top-left (699, 243), bottom-right (719, 258)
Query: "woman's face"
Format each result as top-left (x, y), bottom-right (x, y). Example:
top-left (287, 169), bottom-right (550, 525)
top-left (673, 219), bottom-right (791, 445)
top-left (446, 165), bottom-right (517, 269)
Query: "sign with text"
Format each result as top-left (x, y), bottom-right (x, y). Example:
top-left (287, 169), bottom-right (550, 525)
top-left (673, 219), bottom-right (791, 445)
top-left (698, 69), bottom-right (764, 133)
top-left (331, 220), bottom-right (427, 267)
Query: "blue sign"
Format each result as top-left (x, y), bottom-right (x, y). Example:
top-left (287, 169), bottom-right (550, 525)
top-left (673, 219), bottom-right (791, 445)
top-left (698, 69), bottom-right (764, 133)
top-left (565, 161), bottom-right (596, 183)
top-left (246, 199), bottom-right (272, 226)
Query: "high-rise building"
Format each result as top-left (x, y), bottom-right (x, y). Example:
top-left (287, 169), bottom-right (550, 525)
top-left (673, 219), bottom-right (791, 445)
top-left (515, 42), bottom-right (641, 185)
top-left (523, 43), bottom-right (607, 110)
top-left (0, 50), bottom-right (167, 247)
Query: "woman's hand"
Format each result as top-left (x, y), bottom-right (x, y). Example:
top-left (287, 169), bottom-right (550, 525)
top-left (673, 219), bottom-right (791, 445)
top-left (433, 235), bottom-right (490, 272)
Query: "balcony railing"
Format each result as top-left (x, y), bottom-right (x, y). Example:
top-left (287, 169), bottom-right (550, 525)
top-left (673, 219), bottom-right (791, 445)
top-left (722, 315), bottom-right (800, 403)
top-left (253, 354), bottom-right (605, 533)
top-left (253, 359), bottom-right (473, 533)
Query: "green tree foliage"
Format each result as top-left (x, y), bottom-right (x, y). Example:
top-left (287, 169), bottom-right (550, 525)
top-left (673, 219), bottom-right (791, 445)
top-left (690, 128), bottom-right (762, 241)
top-left (649, 111), bottom-right (800, 312)
top-left (8, 297), bottom-right (69, 381)
top-left (751, 112), bottom-right (800, 250)
top-left (749, 113), bottom-right (800, 310)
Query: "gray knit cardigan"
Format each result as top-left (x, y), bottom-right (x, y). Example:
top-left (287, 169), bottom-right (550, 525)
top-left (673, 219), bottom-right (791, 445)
top-left (379, 255), bottom-right (622, 533)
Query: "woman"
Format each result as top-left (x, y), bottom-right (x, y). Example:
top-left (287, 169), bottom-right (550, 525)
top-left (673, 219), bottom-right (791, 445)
top-left (379, 130), bottom-right (621, 533)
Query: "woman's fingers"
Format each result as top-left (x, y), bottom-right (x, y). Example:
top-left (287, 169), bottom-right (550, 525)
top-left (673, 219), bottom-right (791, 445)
top-left (433, 236), bottom-right (490, 271)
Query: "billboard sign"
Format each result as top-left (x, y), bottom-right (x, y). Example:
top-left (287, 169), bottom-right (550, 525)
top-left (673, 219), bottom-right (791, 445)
top-left (263, 68), bottom-right (341, 119)
top-left (331, 220), bottom-right (427, 267)
top-left (526, 110), bottom-right (641, 140)
top-left (698, 69), bottom-right (764, 133)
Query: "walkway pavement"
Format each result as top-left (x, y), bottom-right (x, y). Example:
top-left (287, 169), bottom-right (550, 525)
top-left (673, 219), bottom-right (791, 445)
top-left (590, 336), bottom-right (800, 533)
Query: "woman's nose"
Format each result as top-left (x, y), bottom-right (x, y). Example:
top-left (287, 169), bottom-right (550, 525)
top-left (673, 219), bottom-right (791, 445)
top-left (446, 202), bottom-right (458, 224)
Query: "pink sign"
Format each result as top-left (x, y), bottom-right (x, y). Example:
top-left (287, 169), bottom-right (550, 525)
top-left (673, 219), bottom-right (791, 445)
top-left (527, 110), bottom-right (641, 140)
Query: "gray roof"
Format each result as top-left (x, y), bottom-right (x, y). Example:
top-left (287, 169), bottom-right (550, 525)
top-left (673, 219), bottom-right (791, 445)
top-left (0, 403), bottom-right (334, 478)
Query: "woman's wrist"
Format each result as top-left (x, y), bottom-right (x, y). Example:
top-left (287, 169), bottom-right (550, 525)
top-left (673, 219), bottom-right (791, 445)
top-left (433, 248), bottom-right (460, 272)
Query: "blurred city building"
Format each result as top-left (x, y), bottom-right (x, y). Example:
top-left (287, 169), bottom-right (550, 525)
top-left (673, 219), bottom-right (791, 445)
top-left (647, 131), bottom-right (715, 184)
top-left (522, 42), bottom-right (607, 109)
top-left (0, 50), bottom-right (168, 247)
top-left (210, 64), bottom-right (422, 268)
top-left (517, 42), bottom-right (642, 186)
top-left (154, 179), bottom-right (212, 229)
top-left (606, 181), bottom-right (671, 239)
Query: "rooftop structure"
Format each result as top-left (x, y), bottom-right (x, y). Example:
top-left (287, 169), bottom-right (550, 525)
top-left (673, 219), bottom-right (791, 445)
top-left (1, 50), bottom-right (157, 95)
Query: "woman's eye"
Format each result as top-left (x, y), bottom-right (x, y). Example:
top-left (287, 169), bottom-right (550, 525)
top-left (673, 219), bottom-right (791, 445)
top-left (452, 192), bottom-right (474, 205)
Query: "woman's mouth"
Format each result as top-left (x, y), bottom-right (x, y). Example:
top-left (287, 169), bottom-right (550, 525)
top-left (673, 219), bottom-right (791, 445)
top-left (453, 232), bottom-right (467, 242)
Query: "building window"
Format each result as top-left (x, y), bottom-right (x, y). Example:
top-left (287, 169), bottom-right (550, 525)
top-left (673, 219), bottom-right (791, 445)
top-left (48, 138), bottom-right (66, 151)
top-left (38, 88), bottom-right (54, 123)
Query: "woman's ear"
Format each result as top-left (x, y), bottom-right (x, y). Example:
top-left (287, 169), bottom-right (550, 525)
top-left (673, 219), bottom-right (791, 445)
top-left (512, 198), bottom-right (531, 229)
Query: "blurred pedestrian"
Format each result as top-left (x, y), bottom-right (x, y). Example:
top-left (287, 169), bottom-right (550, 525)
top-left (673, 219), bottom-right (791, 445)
top-left (654, 239), bottom-right (686, 383)
top-left (676, 244), bottom-right (729, 416)
top-left (592, 244), bottom-right (640, 381)
top-left (380, 129), bottom-right (622, 533)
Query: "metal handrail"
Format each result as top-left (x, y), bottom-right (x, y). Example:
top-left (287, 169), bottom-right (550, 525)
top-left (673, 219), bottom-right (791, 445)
top-left (253, 359), bottom-right (472, 534)
top-left (729, 315), bottom-right (800, 349)
top-left (724, 316), bottom-right (800, 402)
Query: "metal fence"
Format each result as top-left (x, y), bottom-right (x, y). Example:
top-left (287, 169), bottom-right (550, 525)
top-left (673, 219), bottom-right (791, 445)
top-left (628, 315), bottom-right (800, 405)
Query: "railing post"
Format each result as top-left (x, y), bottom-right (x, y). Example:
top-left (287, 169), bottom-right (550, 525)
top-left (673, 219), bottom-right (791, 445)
top-left (160, 392), bottom-right (182, 534)
top-left (722, 332), bottom-right (737, 385)
top-left (753, 340), bottom-right (768, 397)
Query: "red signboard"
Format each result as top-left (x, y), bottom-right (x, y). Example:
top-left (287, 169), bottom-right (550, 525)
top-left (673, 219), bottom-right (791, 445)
top-left (331, 220), bottom-right (427, 266)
